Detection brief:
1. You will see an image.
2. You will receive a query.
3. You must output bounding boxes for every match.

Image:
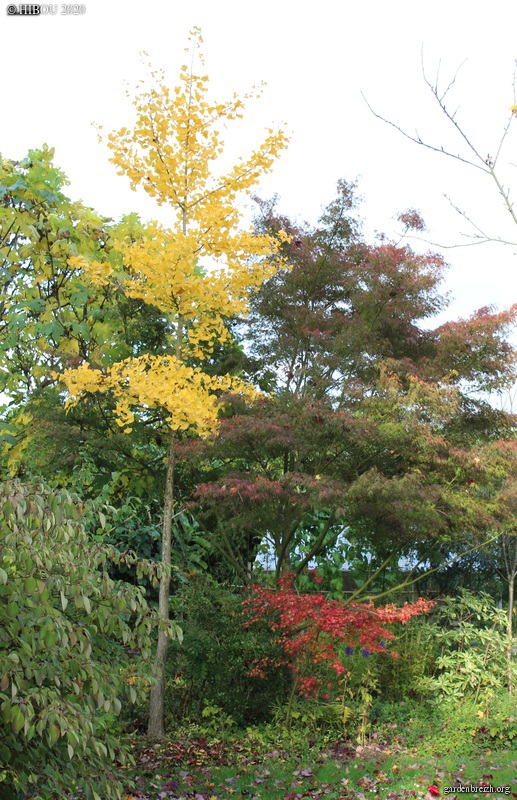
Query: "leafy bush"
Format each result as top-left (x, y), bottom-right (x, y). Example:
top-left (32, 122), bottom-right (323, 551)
top-left (68, 458), bottom-right (211, 593)
top-left (270, 695), bottom-right (344, 739)
top-left (355, 591), bottom-right (515, 705)
top-left (399, 694), bottom-right (517, 755)
top-left (474, 692), bottom-right (517, 747)
top-left (419, 590), bottom-right (516, 701)
top-left (167, 574), bottom-right (290, 726)
top-left (366, 613), bottom-right (439, 701)
top-left (0, 480), bottom-right (156, 800)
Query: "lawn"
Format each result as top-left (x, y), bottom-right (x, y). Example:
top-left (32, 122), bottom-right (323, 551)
top-left (121, 730), bottom-right (517, 800)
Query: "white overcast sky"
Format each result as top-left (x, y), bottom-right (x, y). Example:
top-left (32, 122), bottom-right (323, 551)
top-left (3, 0), bottom-right (517, 326)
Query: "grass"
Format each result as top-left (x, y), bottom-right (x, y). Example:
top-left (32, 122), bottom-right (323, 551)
top-left (121, 726), bottom-right (517, 800)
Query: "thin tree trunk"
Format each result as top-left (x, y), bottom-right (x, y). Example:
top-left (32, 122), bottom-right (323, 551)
top-left (501, 534), bottom-right (517, 698)
top-left (147, 432), bottom-right (175, 739)
top-left (148, 175), bottom-right (189, 739)
top-left (508, 570), bottom-right (515, 696)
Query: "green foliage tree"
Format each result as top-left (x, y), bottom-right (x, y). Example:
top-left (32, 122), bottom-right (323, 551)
top-left (0, 145), bottom-right (114, 404)
top-left (0, 480), bottom-right (156, 799)
top-left (0, 145), bottom-right (177, 490)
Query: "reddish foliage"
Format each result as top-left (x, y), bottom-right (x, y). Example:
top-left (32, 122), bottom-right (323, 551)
top-left (194, 473), bottom-right (346, 512)
top-left (243, 574), bottom-right (433, 696)
top-left (397, 209), bottom-right (426, 231)
top-left (434, 304), bottom-right (517, 390)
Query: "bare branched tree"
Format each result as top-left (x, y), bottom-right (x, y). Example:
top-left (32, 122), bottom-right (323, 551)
top-left (363, 56), bottom-right (517, 249)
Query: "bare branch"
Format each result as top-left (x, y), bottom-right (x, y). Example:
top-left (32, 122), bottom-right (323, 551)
top-left (361, 92), bottom-right (488, 173)
top-left (421, 56), bottom-right (489, 169)
top-left (493, 114), bottom-right (513, 167)
top-left (440, 195), bottom-right (517, 246)
top-left (363, 57), bottom-right (517, 249)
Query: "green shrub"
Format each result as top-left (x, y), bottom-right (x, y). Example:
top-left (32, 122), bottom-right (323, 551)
top-left (408, 694), bottom-right (517, 755)
top-left (366, 613), bottom-right (439, 701)
top-left (418, 590), bottom-right (516, 701)
top-left (370, 696), bottom-right (422, 731)
top-left (167, 574), bottom-right (290, 727)
top-left (474, 692), bottom-right (517, 747)
top-left (352, 591), bottom-right (515, 705)
top-left (0, 480), bottom-right (156, 800)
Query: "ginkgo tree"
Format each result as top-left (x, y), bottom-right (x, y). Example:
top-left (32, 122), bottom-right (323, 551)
top-left (60, 30), bottom-right (289, 738)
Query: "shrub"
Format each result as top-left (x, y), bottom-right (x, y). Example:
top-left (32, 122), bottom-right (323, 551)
top-left (367, 613), bottom-right (439, 701)
top-left (419, 590), bottom-right (516, 701)
top-left (398, 694), bottom-right (517, 755)
top-left (0, 480), bottom-right (155, 800)
top-left (167, 574), bottom-right (290, 726)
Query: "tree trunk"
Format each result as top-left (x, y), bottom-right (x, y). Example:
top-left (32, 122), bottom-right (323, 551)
top-left (147, 432), bottom-right (175, 739)
top-left (501, 534), bottom-right (517, 698)
top-left (508, 569), bottom-right (515, 697)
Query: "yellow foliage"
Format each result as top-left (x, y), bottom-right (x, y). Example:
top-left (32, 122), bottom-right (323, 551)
top-left (3, 412), bottom-right (33, 476)
top-left (58, 337), bottom-right (80, 355)
top-left (64, 355), bottom-right (260, 434)
top-left (62, 31), bottom-right (289, 433)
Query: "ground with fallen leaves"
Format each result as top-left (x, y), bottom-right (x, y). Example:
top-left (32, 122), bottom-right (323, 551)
top-left (119, 733), bottom-right (517, 800)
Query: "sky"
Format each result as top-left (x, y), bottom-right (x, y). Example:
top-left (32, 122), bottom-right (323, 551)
top-left (3, 0), bottom-right (517, 329)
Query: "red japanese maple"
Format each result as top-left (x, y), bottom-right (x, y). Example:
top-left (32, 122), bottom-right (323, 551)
top-left (243, 574), bottom-right (433, 696)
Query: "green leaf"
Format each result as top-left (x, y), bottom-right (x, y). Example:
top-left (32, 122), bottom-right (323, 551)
top-left (6, 602), bottom-right (18, 618)
top-left (170, 621), bottom-right (183, 643)
top-left (0, 744), bottom-right (11, 763)
top-left (11, 706), bottom-right (24, 735)
top-left (47, 723), bottom-right (60, 747)
top-left (25, 724), bottom-right (35, 741)
top-left (44, 630), bottom-right (57, 648)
